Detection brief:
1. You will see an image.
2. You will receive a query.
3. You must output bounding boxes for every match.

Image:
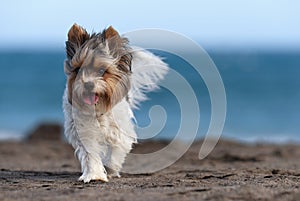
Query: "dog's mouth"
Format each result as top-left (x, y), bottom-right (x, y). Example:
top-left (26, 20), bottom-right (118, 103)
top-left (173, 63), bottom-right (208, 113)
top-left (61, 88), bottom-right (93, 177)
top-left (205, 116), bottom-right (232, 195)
top-left (83, 93), bottom-right (99, 105)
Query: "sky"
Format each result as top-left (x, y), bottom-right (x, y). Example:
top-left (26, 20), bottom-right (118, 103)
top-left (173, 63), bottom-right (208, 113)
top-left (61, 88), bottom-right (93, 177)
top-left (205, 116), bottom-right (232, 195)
top-left (0, 0), bottom-right (300, 50)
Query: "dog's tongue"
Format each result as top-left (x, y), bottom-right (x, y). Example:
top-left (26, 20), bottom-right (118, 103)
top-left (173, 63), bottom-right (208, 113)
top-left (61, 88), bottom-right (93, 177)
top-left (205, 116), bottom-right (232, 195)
top-left (83, 94), bottom-right (99, 105)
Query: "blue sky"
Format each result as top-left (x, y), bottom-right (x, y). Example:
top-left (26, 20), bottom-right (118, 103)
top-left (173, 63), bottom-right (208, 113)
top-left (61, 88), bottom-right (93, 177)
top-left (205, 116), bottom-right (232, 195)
top-left (0, 0), bottom-right (299, 50)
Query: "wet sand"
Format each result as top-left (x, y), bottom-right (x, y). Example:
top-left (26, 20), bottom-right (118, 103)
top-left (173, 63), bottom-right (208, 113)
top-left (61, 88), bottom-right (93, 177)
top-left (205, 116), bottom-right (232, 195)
top-left (1, 128), bottom-right (300, 201)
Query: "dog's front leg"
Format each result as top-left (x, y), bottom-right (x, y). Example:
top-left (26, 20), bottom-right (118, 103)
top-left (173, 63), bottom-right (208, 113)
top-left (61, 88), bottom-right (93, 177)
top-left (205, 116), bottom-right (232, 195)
top-left (76, 146), bottom-right (108, 183)
top-left (66, 128), bottom-right (109, 183)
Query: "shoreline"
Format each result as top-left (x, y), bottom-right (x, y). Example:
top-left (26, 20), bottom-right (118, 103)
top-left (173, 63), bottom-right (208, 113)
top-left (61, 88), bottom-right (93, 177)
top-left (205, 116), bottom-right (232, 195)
top-left (1, 129), bottom-right (300, 145)
top-left (1, 128), bottom-right (300, 200)
top-left (1, 122), bottom-right (300, 144)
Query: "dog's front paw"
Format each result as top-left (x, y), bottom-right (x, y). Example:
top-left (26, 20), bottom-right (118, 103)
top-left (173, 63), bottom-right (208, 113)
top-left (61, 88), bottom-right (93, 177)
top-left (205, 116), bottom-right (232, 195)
top-left (78, 172), bottom-right (109, 183)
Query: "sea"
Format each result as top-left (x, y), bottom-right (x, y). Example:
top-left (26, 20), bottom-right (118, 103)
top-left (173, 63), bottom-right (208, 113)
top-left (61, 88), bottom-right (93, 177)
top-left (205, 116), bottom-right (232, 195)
top-left (0, 49), bottom-right (299, 143)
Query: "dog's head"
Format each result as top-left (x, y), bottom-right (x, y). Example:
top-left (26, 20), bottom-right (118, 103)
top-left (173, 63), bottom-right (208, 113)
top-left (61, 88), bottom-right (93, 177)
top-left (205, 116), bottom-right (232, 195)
top-left (64, 24), bottom-right (132, 114)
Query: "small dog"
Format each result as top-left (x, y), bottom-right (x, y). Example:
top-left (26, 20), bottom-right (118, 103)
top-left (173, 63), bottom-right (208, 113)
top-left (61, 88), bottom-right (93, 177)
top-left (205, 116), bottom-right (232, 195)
top-left (63, 24), bottom-right (168, 183)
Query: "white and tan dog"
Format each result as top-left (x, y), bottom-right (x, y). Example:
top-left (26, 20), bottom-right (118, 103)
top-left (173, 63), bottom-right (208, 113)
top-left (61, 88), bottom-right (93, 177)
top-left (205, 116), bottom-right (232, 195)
top-left (63, 24), bottom-right (168, 183)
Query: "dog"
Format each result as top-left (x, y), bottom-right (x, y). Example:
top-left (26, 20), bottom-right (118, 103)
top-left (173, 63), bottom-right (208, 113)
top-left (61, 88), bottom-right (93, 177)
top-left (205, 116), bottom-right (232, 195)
top-left (63, 24), bottom-right (168, 183)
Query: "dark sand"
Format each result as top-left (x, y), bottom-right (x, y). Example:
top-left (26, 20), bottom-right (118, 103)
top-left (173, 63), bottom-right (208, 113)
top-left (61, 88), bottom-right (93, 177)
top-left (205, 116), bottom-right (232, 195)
top-left (1, 125), bottom-right (300, 201)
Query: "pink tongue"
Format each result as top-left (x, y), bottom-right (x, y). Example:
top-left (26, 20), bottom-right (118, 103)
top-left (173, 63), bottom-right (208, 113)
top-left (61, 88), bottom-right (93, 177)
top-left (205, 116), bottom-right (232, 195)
top-left (83, 95), bottom-right (99, 105)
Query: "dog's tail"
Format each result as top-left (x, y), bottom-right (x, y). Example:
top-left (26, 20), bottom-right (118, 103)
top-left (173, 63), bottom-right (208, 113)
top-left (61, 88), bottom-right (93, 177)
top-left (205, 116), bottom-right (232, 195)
top-left (128, 48), bottom-right (169, 109)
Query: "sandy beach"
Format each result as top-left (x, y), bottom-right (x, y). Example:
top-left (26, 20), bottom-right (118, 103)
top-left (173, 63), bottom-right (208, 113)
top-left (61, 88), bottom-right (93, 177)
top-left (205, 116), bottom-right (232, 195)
top-left (1, 124), bottom-right (300, 201)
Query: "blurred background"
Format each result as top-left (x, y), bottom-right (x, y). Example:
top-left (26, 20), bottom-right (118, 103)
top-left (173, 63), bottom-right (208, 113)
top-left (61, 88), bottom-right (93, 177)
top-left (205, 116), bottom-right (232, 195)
top-left (0, 0), bottom-right (299, 142)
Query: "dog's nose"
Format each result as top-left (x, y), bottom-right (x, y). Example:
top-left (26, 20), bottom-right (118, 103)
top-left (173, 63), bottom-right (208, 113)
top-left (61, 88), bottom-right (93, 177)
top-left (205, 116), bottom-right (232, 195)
top-left (84, 82), bottom-right (94, 91)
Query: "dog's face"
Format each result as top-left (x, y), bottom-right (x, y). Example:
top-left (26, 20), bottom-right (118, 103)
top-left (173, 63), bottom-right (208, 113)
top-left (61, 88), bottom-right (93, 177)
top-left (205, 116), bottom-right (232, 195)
top-left (64, 24), bottom-right (132, 114)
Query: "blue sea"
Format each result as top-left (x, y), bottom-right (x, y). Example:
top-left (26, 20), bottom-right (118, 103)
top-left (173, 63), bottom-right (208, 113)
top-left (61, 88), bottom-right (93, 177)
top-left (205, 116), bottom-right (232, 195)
top-left (0, 49), bottom-right (299, 142)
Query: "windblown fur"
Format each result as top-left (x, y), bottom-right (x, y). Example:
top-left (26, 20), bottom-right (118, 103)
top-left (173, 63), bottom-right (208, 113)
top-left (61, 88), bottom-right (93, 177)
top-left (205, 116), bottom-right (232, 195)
top-left (63, 24), bottom-right (168, 183)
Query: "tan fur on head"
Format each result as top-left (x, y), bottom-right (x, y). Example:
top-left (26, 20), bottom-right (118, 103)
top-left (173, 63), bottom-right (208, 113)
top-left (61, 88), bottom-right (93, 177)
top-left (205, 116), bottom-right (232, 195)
top-left (64, 24), bottom-right (132, 114)
top-left (66, 24), bottom-right (90, 60)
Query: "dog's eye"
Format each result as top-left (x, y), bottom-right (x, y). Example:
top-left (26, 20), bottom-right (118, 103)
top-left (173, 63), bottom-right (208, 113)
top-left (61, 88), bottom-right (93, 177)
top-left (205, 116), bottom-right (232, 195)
top-left (99, 68), bottom-right (106, 76)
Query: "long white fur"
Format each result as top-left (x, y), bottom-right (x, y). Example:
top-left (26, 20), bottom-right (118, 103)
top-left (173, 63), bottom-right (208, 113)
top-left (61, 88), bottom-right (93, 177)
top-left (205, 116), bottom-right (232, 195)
top-left (129, 48), bottom-right (169, 109)
top-left (63, 48), bottom-right (169, 183)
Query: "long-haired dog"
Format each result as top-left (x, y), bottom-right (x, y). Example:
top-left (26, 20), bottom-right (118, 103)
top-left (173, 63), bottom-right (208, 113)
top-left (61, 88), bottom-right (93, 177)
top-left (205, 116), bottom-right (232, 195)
top-left (63, 24), bottom-right (168, 183)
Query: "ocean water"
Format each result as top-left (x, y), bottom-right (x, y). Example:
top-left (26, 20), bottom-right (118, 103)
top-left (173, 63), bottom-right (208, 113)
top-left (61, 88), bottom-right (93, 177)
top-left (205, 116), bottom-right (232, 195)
top-left (0, 50), bottom-right (299, 142)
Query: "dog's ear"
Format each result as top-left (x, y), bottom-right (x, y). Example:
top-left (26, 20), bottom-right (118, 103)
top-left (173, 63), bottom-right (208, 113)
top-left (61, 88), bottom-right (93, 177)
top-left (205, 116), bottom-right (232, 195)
top-left (66, 23), bottom-right (90, 60)
top-left (103, 26), bottom-right (123, 52)
top-left (104, 26), bottom-right (120, 40)
top-left (103, 26), bottom-right (131, 72)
